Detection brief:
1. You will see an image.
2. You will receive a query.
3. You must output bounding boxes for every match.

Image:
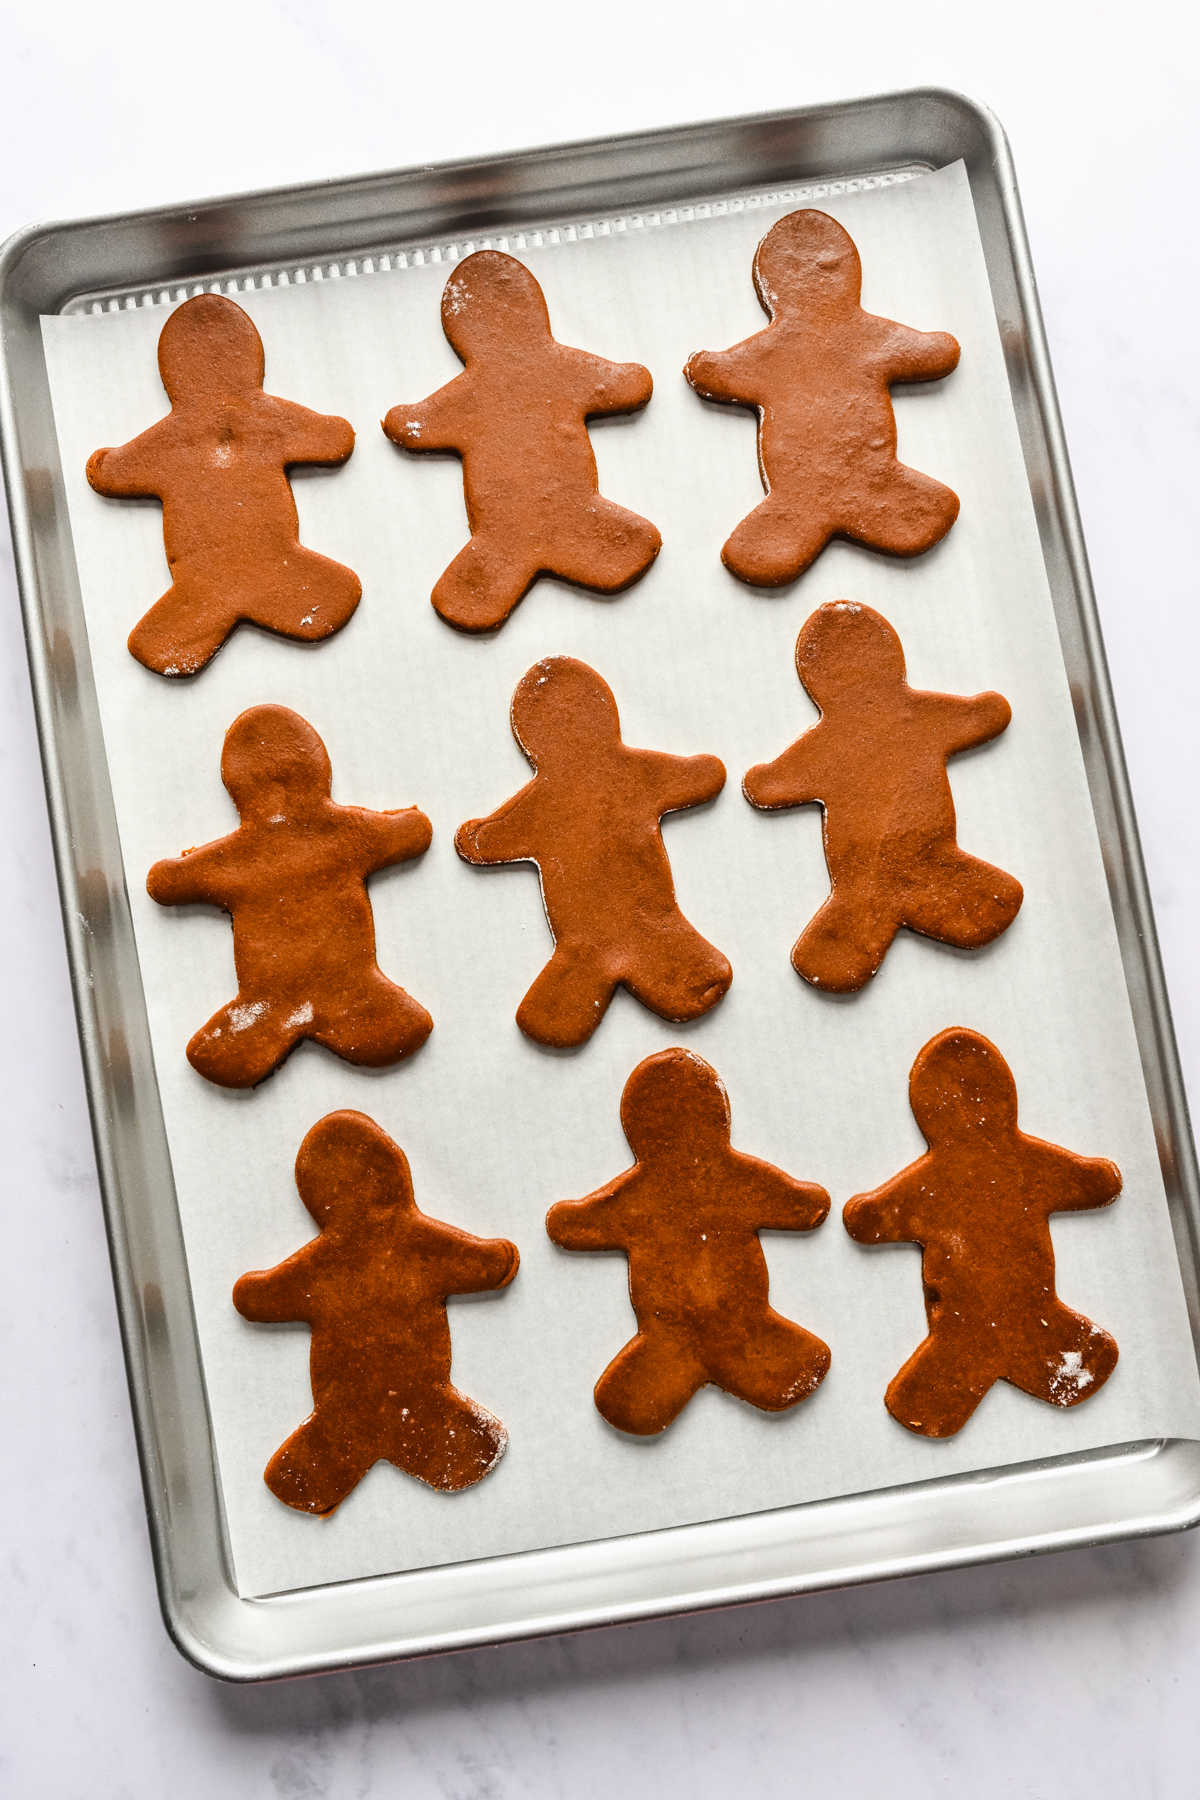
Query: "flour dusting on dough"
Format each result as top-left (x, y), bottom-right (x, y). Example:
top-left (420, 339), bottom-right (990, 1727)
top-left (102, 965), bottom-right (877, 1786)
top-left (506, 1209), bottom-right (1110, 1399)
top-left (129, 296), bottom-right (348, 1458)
top-left (1048, 1349), bottom-right (1095, 1402)
top-left (228, 999), bottom-right (268, 1033)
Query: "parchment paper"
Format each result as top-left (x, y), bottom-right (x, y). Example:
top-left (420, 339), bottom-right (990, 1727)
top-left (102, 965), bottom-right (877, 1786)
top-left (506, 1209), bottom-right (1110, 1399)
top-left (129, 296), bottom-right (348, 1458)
top-left (41, 161), bottom-right (1200, 1599)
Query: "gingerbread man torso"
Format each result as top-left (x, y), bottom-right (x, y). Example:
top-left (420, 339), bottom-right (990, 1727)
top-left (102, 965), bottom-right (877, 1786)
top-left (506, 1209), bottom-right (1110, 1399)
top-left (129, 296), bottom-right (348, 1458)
top-left (454, 351), bottom-right (609, 536)
top-left (303, 1215), bottom-right (460, 1399)
top-left (520, 750), bottom-right (686, 966)
top-left (904, 1142), bottom-right (1074, 1331)
top-left (151, 395), bottom-right (311, 584)
top-left (752, 316), bottom-right (902, 502)
top-left (216, 806), bottom-right (397, 1005)
top-left (616, 1159), bottom-right (776, 1334)
top-left (805, 697), bottom-right (959, 878)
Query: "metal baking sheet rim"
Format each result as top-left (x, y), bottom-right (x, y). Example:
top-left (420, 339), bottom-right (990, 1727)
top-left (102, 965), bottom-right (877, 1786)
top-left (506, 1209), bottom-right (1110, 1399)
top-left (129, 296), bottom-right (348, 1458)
top-left (3, 86), bottom-right (1199, 1682)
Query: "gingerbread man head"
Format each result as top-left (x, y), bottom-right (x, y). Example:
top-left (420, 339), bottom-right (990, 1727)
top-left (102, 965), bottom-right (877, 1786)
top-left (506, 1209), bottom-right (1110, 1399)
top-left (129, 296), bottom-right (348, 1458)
top-left (440, 250), bottom-right (552, 362)
top-left (220, 704), bottom-right (333, 825)
top-left (753, 210), bottom-right (863, 321)
top-left (619, 1047), bottom-right (733, 1161)
top-left (909, 1028), bottom-right (1021, 1150)
top-left (295, 1109), bottom-right (415, 1230)
top-left (511, 655), bottom-right (621, 767)
top-left (795, 599), bottom-right (906, 709)
top-left (157, 293), bottom-right (266, 406)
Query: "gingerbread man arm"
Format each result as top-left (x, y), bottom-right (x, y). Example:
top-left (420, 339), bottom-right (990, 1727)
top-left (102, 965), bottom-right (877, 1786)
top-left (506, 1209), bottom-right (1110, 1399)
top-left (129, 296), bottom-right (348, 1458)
top-left (684, 337), bottom-right (771, 407)
top-left (642, 749), bottom-right (727, 816)
top-left (416, 1217), bottom-right (520, 1296)
top-left (455, 783), bottom-right (540, 867)
top-left (86, 419), bottom-right (174, 498)
top-left (275, 399), bottom-right (356, 467)
top-left (920, 690), bottom-right (1012, 757)
top-left (233, 1243), bottom-right (322, 1324)
top-left (867, 317), bottom-right (961, 384)
top-left (571, 349), bottom-right (654, 417)
top-left (382, 380), bottom-right (470, 454)
top-left (743, 724), bottom-right (831, 810)
top-left (358, 804), bottom-right (434, 872)
top-left (1033, 1142), bottom-right (1123, 1214)
top-left (546, 1172), bottom-right (639, 1252)
top-left (843, 1160), bottom-right (930, 1245)
top-left (735, 1154), bottom-right (831, 1232)
top-left (146, 835), bottom-right (242, 908)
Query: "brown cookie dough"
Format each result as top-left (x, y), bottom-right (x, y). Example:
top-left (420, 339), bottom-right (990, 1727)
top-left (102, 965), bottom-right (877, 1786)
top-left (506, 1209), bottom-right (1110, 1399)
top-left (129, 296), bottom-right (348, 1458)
top-left (685, 209), bottom-right (960, 584)
top-left (844, 1028), bottom-right (1121, 1438)
top-left (234, 1110), bottom-right (519, 1512)
top-left (147, 704), bottom-right (432, 1088)
top-left (87, 293), bottom-right (360, 675)
top-left (547, 1048), bottom-right (831, 1435)
top-left (456, 657), bottom-right (730, 1047)
top-left (383, 250), bottom-right (661, 631)
top-left (744, 601), bottom-right (1022, 991)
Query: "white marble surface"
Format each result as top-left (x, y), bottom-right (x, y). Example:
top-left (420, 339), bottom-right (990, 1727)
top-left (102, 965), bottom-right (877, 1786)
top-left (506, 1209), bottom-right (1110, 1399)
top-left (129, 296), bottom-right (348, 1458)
top-left (2, 4), bottom-right (1199, 1794)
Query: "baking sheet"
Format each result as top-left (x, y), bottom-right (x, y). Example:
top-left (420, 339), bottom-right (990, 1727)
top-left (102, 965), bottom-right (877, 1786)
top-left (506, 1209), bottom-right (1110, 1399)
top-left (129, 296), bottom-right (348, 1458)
top-left (40, 159), bottom-right (1200, 1600)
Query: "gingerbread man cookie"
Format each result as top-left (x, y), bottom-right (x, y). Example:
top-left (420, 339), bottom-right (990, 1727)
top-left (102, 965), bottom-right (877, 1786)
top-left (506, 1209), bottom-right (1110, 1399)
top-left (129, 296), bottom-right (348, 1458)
top-left (456, 657), bottom-right (731, 1047)
top-left (234, 1110), bottom-right (519, 1512)
top-left (685, 209), bottom-right (960, 584)
top-left (383, 251), bottom-right (661, 631)
top-left (87, 294), bottom-right (360, 675)
top-left (744, 602), bottom-right (1022, 991)
top-left (547, 1048), bottom-right (831, 1435)
top-left (147, 705), bottom-right (433, 1088)
top-left (844, 1028), bottom-right (1121, 1438)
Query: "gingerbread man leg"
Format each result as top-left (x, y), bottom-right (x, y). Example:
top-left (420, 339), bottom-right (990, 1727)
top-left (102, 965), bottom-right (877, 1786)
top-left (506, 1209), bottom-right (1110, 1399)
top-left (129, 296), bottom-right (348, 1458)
top-left (791, 884), bottom-right (902, 992)
top-left (385, 1388), bottom-right (508, 1491)
top-left (186, 995), bottom-right (304, 1088)
top-left (310, 972), bottom-right (433, 1067)
top-left (621, 914), bottom-right (732, 1023)
top-left (243, 545), bottom-right (362, 642)
top-left (1003, 1305), bottom-right (1119, 1410)
top-left (128, 579), bottom-right (240, 677)
top-left (901, 846), bottom-right (1023, 952)
top-left (885, 1326), bottom-right (998, 1437)
top-left (705, 1312), bottom-right (831, 1412)
top-left (432, 532), bottom-right (540, 632)
top-left (546, 499), bottom-right (662, 593)
top-left (265, 1400), bottom-right (379, 1514)
top-left (721, 492), bottom-right (834, 587)
top-left (516, 945), bottom-right (617, 1048)
top-left (848, 464), bottom-right (959, 559)
top-left (594, 1329), bottom-right (707, 1435)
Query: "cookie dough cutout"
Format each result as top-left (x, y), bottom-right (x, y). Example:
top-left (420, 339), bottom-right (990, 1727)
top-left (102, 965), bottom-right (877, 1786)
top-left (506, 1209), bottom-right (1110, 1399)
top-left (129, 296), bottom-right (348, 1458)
top-left (685, 209), bottom-right (960, 585)
top-left (744, 601), bottom-right (1022, 992)
top-left (547, 1048), bottom-right (831, 1435)
top-left (383, 250), bottom-right (661, 631)
top-left (147, 704), bottom-right (433, 1088)
top-left (87, 294), bottom-right (360, 676)
top-left (844, 1028), bottom-right (1121, 1438)
top-left (234, 1110), bottom-right (519, 1512)
top-left (456, 657), bottom-right (731, 1047)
